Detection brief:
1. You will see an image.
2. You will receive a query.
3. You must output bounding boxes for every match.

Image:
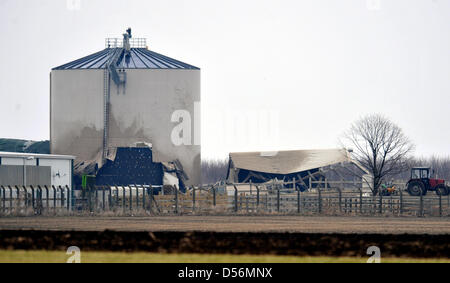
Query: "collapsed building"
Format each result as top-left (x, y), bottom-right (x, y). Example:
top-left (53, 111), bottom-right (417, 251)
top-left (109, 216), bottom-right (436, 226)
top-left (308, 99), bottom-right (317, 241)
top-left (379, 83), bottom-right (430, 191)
top-left (227, 149), bottom-right (368, 190)
top-left (50, 29), bottom-right (200, 189)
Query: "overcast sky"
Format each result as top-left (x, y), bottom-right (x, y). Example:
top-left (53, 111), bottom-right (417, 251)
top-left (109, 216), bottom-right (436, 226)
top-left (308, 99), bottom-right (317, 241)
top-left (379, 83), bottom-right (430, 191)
top-left (1, 0), bottom-right (450, 159)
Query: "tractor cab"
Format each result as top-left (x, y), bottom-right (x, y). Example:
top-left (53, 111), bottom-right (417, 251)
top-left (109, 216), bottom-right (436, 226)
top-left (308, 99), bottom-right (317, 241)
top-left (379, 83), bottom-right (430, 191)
top-left (411, 167), bottom-right (431, 180)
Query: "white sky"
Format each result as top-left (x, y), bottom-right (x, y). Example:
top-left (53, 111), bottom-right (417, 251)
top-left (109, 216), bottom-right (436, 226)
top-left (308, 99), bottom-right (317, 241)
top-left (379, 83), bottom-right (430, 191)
top-left (0, 0), bottom-right (450, 160)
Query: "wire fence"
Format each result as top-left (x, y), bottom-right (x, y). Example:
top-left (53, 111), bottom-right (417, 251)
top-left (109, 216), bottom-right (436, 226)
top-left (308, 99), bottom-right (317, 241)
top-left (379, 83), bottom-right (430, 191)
top-left (0, 181), bottom-right (449, 217)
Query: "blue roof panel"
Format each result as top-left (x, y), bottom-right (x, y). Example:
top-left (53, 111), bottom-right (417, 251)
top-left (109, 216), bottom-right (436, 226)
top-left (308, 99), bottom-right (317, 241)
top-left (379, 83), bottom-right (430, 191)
top-left (53, 48), bottom-right (199, 70)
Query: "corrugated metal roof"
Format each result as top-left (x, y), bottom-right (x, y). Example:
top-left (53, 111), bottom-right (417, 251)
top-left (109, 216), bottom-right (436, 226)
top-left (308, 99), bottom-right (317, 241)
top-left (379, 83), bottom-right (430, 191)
top-left (229, 149), bottom-right (352, 175)
top-left (53, 48), bottom-right (200, 70)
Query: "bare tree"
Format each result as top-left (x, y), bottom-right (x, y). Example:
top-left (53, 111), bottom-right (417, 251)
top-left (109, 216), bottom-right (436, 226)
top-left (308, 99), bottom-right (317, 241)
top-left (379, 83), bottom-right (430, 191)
top-left (201, 158), bottom-right (229, 184)
top-left (340, 114), bottom-right (414, 195)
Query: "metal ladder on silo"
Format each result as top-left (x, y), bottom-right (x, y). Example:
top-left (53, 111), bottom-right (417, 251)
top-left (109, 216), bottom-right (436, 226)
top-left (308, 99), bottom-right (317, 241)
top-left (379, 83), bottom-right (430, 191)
top-left (102, 68), bottom-right (111, 164)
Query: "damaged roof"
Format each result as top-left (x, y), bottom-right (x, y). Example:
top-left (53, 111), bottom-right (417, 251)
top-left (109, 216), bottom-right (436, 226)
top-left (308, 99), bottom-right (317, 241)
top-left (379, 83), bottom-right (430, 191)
top-left (52, 48), bottom-right (200, 70)
top-left (229, 149), bottom-right (353, 175)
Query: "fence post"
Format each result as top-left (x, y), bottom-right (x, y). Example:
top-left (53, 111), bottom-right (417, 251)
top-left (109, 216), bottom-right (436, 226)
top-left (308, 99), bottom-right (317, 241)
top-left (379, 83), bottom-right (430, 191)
top-left (1, 186), bottom-right (6, 212)
top-left (338, 187), bottom-right (342, 213)
top-left (115, 186), bottom-right (119, 208)
top-left (103, 185), bottom-right (108, 211)
top-left (36, 186), bottom-right (42, 211)
top-left (111, 185), bottom-right (115, 209)
top-left (23, 186), bottom-right (28, 209)
top-left (149, 186), bottom-right (153, 214)
top-left (297, 187), bottom-right (301, 214)
top-left (265, 188), bottom-right (268, 211)
top-left (66, 186), bottom-right (71, 211)
top-left (256, 186), bottom-right (260, 208)
top-left (129, 186), bottom-right (133, 211)
top-left (379, 193), bottom-right (383, 214)
top-left (36, 186), bottom-right (42, 215)
top-left (102, 186), bottom-right (106, 211)
top-left (448, 194), bottom-right (450, 217)
top-left (357, 188), bottom-right (362, 214)
top-left (88, 185), bottom-right (93, 210)
top-left (8, 186), bottom-right (13, 212)
top-left (30, 185), bottom-right (35, 209)
top-left (40, 186), bottom-right (44, 213)
top-left (399, 188), bottom-right (403, 216)
top-left (43, 186), bottom-right (49, 210)
top-left (192, 186), bottom-right (196, 213)
top-left (142, 185), bottom-right (146, 211)
top-left (233, 185), bottom-right (238, 213)
top-left (246, 196), bottom-right (249, 213)
top-left (175, 185), bottom-right (179, 214)
top-left (95, 186), bottom-right (99, 211)
top-left (212, 186), bottom-right (216, 207)
top-left (1, 186), bottom-right (5, 213)
top-left (107, 185), bottom-right (112, 211)
top-left (122, 186), bottom-right (126, 214)
top-left (58, 186), bottom-right (65, 209)
top-left (318, 186), bottom-right (322, 214)
top-left (37, 186), bottom-right (42, 210)
top-left (135, 184), bottom-right (139, 209)
top-left (439, 193), bottom-right (442, 217)
top-left (419, 193), bottom-right (424, 217)
top-left (15, 186), bottom-right (20, 210)
top-left (0, 186), bottom-right (3, 213)
top-left (107, 185), bottom-right (112, 209)
top-left (277, 188), bottom-right (280, 213)
top-left (51, 186), bottom-right (56, 212)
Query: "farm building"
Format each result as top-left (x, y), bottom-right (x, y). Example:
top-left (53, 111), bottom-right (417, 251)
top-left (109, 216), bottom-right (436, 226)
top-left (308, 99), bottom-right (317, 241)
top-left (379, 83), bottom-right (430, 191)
top-left (0, 152), bottom-right (75, 189)
top-left (227, 149), bottom-right (368, 189)
top-left (50, 29), bottom-right (200, 188)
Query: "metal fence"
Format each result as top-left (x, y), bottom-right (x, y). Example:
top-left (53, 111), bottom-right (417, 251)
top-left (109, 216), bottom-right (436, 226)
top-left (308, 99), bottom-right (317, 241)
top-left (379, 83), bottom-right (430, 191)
top-left (0, 185), bottom-right (71, 215)
top-left (1, 181), bottom-right (449, 217)
top-left (105, 38), bottom-right (147, 48)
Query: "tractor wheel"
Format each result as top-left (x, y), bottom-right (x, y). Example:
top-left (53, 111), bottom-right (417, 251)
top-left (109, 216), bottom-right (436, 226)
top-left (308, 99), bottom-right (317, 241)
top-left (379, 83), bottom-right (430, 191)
top-left (435, 184), bottom-right (449, 196)
top-left (407, 181), bottom-right (425, 196)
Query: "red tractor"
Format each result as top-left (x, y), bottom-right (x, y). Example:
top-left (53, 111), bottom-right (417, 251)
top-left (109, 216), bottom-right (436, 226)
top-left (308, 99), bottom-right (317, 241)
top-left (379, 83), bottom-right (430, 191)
top-left (407, 167), bottom-right (449, 196)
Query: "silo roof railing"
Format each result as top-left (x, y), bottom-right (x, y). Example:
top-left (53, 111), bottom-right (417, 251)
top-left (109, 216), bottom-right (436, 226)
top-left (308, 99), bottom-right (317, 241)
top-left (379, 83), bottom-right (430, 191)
top-left (105, 38), bottom-right (147, 49)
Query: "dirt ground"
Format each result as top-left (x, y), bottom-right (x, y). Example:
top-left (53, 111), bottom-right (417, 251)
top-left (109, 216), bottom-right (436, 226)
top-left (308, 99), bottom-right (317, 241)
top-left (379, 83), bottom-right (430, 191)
top-left (1, 229), bottom-right (450, 258)
top-left (1, 215), bottom-right (450, 234)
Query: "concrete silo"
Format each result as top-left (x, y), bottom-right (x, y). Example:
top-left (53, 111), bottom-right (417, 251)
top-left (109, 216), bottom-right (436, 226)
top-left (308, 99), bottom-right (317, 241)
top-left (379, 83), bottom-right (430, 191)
top-left (50, 29), bottom-right (200, 187)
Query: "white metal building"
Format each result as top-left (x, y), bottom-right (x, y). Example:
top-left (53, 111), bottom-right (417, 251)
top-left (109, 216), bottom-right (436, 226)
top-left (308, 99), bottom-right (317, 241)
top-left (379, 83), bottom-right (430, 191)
top-left (0, 152), bottom-right (75, 189)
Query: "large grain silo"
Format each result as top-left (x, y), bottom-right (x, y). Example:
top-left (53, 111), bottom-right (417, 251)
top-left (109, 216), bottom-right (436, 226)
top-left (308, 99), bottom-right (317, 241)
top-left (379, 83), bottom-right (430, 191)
top-left (50, 29), bottom-right (200, 188)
